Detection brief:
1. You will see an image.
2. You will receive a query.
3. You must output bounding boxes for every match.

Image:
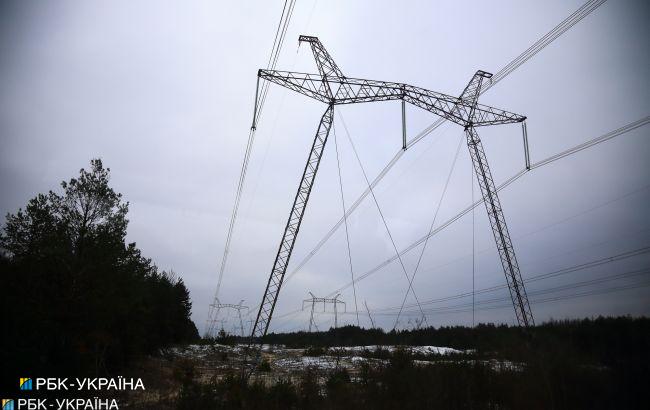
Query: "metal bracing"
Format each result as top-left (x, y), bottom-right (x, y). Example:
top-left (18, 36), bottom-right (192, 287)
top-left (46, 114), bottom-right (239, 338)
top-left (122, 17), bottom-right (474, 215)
top-left (248, 35), bottom-right (534, 362)
top-left (249, 105), bottom-right (335, 342)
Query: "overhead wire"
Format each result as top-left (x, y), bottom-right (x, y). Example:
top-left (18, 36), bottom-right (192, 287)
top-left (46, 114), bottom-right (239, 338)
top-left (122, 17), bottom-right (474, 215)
top-left (207, 0), bottom-right (298, 334)
top-left (276, 252), bottom-right (650, 329)
top-left (471, 158), bottom-right (476, 327)
top-left (254, 0), bottom-right (298, 127)
top-left (416, 224), bottom-right (650, 292)
top-left (322, 115), bottom-right (650, 299)
top-left (337, 111), bottom-right (427, 321)
top-left (369, 282), bottom-right (650, 317)
top-left (486, 0), bottom-right (607, 89)
top-left (530, 115), bottom-right (650, 169)
top-left (381, 182), bottom-right (650, 316)
top-left (281, 170), bottom-right (646, 330)
top-left (333, 122), bottom-right (360, 326)
top-left (385, 273), bottom-right (650, 317)
top-left (406, 0), bottom-right (608, 149)
top-left (393, 134), bottom-right (464, 329)
top-left (373, 246), bottom-right (650, 313)
top-left (244, 0), bottom-right (327, 234)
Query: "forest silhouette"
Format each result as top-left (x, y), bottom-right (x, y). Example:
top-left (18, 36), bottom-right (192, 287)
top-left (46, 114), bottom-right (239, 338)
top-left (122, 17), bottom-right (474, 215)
top-left (0, 159), bottom-right (199, 381)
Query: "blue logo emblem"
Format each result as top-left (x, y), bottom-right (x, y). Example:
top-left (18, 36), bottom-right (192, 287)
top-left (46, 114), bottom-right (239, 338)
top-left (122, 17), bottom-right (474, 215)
top-left (20, 378), bottom-right (32, 391)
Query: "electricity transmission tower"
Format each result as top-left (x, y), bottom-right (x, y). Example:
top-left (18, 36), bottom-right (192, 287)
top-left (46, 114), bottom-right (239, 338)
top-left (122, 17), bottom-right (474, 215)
top-left (248, 35), bottom-right (534, 358)
top-left (210, 300), bottom-right (249, 337)
top-left (302, 292), bottom-right (346, 331)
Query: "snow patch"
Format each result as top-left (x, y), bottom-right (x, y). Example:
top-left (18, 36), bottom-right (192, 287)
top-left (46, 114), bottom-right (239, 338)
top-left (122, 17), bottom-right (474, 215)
top-left (330, 345), bottom-right (469, 355)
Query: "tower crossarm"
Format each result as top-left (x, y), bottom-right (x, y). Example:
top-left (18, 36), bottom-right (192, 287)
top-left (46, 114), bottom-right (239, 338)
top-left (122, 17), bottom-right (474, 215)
top-left (210, 303), bottom-right (248, 310)
top-left (259, 70), bottom-right (332, 103)
top-left (258, 69), bottom-right (526, 127)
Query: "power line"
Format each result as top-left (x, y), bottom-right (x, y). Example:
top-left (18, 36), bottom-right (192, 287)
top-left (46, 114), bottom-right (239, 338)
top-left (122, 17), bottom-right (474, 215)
top-left (394, 134), bottom-right (464, 329)
top-left (388, 277), bottom-right (650, 318)
top-left (406, 0), bottom-right (608, 149)
top-left (207, 0), bottom-right (298, 332)
top-left (373, 246), bottom-right (650, 313)
top-left (364, 268), bottom-right (650, 317)
top-left (471, 160), bottom-right (476, 327)
top-left (337, 111), bottom-right (427, 321)
top-left (333, 123), bottom-right (360, 326)
top-left (530, 116), bottom-right (650, 169)
top-left (254, 0), bottom-right (297, 126)
top-left (265, 116), bottom-right (649, 331)
top-left (269, 230), bottom-right (649, 330)
top-left (323, 115), bottom-right (650, 299)
top-left (275, 265), bottom-right (650, 329)
top-left (487, 0), bottom-right (607, 89)
top-left (413, 186), bottom-right (650, 282)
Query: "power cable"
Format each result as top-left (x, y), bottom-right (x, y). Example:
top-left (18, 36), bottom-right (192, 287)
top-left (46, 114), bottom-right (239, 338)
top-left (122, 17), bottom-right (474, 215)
top-left (471, 160), bottom-right (476, 327)
top-left (323, 116), bottom-right (650, 298)
top-left (373, 246), bottom-right (650, 313)
top-left (393, 135), bottom-right (464, 329)
top-left (389, 276), bottom-right (650, 317)
top-left (254, 0), bottom-right (298, 127)
top-left (530, 115), bottom-right (650, 169)
top-left (333, 122), bottom-right (360, 326)
top-left (276, 265), bottom-right (650, 329)
top-left (337, 111), bottom-right (427, 320)
top-left (406, 0), bottom-right (608, 149)
top-left (414, 185), bottom-right (650, 281)
top-left (269, 229), bottom-right (650, 331)
top-left (207, 0), bottom-right (298, 333)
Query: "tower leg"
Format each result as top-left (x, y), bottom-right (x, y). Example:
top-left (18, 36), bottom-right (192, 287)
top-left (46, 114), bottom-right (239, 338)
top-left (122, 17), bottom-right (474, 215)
top-left (465, 126), bottom-right (534, 327)
top-left (250, 105), bottom-right (335, 341)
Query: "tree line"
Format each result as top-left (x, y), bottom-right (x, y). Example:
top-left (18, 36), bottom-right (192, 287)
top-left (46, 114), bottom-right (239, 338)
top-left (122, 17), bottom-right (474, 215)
top-left (0, 159), bottom-right (199, 381)
top-left (258, 316), bottom-right (650, 364)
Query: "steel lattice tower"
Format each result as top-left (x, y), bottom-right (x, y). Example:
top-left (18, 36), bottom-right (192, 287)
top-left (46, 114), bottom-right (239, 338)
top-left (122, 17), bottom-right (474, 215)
top-left (302, 292), bottom-right (345, 331)
top-left (247, 36), bottom-right (534, 358)
top-left (209, 300), bottom-right (249, 337)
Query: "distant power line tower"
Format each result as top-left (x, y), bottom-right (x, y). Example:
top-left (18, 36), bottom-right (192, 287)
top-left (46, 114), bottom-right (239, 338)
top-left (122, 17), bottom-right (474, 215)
top-left (247, 35), bottom-right (534, 362)
top-left (210, 300), bottom-right (249, 337)
top-left (302, 292), bottom-right (346, 331)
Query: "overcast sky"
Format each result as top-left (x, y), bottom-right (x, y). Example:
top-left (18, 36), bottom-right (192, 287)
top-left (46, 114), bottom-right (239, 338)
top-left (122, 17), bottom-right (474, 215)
top-left (1, 0), bottom-right (649, 335)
